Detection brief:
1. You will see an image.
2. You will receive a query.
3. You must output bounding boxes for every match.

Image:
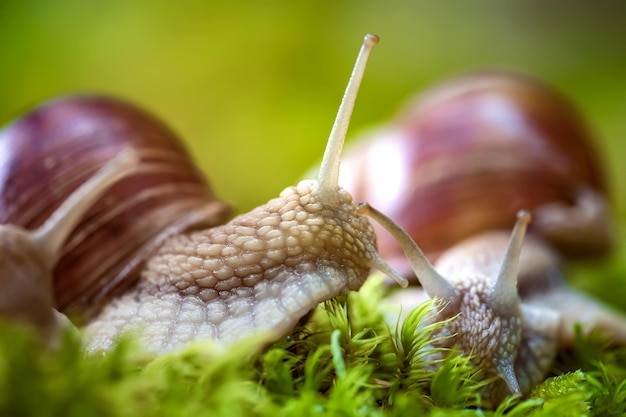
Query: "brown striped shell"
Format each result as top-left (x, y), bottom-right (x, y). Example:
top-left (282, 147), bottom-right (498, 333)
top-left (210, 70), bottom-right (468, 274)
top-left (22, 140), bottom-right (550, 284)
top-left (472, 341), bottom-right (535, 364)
top-left (0, 96), bottom-right (231, 321)
top-left (339, 71), bottom-right (609, 273)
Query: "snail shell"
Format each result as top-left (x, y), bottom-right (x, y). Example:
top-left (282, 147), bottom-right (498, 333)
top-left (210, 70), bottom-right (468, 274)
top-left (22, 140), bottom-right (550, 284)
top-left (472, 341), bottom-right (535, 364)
top-left (0, 96), bottom-right (231, 321)
top-left (340, 71), bottom-right (613, 273)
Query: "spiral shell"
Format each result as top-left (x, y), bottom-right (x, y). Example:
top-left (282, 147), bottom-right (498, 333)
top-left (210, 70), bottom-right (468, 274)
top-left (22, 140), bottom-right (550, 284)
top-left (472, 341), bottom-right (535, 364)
top-left (0, 96), bottom-right (231, 320)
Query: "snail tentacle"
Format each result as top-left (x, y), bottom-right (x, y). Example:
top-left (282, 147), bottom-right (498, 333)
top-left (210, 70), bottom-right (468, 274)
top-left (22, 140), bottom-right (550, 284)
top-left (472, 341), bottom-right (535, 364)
top-left (489, 210), bottom-right (531, 313)
top-left (317, 34), bottom-right (378, 205)
top-left (357, 202), bottom-right (450, 293)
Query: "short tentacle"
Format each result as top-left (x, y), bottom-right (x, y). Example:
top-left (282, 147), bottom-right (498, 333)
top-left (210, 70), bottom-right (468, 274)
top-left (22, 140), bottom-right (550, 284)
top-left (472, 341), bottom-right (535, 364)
top-left (490, 210), bottom-right (531, 312)
top-left (358, 203), bottom-right (457, 299)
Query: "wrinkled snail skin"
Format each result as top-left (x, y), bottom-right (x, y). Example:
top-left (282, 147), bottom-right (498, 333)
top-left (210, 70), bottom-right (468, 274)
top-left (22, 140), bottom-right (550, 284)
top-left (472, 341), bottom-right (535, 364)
top-left (425, 231), bottom-right (560, 405)
top-left (379, 216), bottom-right (551, 405)
top-left (83, 34), bottom-right (400, 353)
top-left (84, 181), bottom-right (379, 352)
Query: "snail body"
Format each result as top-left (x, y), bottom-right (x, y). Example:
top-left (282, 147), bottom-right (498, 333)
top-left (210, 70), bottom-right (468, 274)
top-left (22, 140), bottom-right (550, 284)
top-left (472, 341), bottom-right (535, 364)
top-left (84, 179), bottom-right (379, 351)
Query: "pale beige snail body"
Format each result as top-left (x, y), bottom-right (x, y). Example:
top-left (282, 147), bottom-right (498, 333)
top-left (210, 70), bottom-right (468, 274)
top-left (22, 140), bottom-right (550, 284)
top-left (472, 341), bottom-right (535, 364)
top-left (343, 72), bottom-right (626, 404)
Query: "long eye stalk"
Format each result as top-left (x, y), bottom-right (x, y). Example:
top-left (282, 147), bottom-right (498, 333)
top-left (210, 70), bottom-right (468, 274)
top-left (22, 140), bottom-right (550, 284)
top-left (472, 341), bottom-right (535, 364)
top-left (317, 34), bottom-right (379, 204)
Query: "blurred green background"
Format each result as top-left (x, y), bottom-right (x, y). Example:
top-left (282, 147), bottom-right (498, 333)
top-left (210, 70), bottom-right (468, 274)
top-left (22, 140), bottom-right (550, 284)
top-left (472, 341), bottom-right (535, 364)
top-left (2, 1), bottom-right (626, 305)
top-left (1, 1), bottom-right (625, 214)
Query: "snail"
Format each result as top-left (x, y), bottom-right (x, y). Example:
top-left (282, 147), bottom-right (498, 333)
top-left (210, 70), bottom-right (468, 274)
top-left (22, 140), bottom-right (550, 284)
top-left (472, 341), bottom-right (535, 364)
top-left (0, 34), bottom-right (430, 353)
top-left (341, 72), bottom-right (626, 404)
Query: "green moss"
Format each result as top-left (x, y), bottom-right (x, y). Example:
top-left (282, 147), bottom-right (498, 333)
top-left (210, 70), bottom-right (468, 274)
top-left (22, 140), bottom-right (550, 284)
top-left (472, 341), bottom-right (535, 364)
top-left (2, 276), bottom-right (626, 416)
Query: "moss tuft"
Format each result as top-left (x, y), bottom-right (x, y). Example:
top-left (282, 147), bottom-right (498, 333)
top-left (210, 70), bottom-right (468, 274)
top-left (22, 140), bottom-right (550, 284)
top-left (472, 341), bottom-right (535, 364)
top-left (2, 276), bottom-right (626, 416)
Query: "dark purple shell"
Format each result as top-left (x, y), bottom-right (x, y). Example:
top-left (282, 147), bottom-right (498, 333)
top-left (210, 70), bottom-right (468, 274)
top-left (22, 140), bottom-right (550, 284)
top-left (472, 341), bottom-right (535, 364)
top-left (0, 96), bottom-right (231, 320)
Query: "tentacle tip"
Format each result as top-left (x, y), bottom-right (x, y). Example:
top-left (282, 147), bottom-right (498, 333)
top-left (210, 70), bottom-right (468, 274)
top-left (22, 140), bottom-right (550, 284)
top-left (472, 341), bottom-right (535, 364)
top-left (498, 360), bottom-right (521, 395)
top-left (516, 209), bottom-right (532, 225)
top-left (364, 33), bottom-right (379, 47)
top-left (394, 275), bottom-right (409, 288)
top-left (372, 258), bottom-right (410, 289)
